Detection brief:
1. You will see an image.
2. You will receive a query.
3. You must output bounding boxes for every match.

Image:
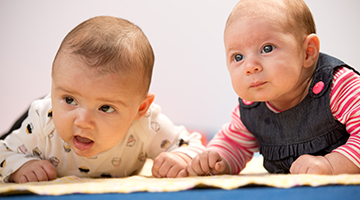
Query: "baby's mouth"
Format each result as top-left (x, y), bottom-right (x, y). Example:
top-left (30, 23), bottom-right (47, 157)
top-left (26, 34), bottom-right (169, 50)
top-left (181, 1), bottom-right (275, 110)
top-left (73, 136), bottom-right (94, 151)
top-left (250, 81), bottom-right (266, 88)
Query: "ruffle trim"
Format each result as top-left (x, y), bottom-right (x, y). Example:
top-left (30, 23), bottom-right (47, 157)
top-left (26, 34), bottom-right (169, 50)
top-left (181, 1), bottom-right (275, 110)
top-left (259, 130), bottom-right (348, 161)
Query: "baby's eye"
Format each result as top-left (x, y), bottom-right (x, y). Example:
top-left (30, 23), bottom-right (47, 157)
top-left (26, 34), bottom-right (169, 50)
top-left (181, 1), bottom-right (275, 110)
top-left (261, 45), bottom-right (276, 54)
top-left (234, 54), bottom-right (244, 62)
top-left (65, 97), bottom-right (77, 105)
top-left (100, 105), bottom-right (115, 113)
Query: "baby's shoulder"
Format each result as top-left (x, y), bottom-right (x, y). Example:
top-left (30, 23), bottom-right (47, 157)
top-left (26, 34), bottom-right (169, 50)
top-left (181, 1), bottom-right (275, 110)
top-left (27, 94), bottom-right (55, 137)
top-left (333, 66), bottom-right (360, 80)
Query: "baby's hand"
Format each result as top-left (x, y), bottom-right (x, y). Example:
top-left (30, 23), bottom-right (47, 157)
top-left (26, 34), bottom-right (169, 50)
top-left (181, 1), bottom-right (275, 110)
top-left (9, 160), bottom-right (57, 183)
top-left (290, 154), bottom-right (333, 174)
top-left (152, 152), bottom-right (190, 178)
top-left (187, 150), bottom-right (229, 176)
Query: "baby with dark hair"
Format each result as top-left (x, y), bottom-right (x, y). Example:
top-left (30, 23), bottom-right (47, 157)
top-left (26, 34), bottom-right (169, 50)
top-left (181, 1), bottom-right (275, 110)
top-left (0, 16), bottom-right (205, 183)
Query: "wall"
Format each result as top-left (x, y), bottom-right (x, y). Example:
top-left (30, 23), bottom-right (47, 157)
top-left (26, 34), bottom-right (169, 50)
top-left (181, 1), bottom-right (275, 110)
top-left (1, 0), bottom-right (359, 137)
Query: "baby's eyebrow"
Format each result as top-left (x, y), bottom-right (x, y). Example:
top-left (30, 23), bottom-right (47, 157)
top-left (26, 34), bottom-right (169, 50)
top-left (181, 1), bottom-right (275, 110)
top-left (55, 86), bottom-right (129, 107)
top-left (55, 86), bottom-right (80, 96)
top-left (96, 97), bottom-right (128, 107)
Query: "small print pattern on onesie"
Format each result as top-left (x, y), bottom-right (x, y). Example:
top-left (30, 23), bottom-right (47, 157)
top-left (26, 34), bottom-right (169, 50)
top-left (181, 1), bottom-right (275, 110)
top-left (126, 135), bottom-right (136, 147)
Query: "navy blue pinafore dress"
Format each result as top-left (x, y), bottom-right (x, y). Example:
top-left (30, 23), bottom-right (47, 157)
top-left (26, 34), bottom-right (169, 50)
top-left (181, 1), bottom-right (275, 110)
top-left (239, 53), bottom-right (357, 173)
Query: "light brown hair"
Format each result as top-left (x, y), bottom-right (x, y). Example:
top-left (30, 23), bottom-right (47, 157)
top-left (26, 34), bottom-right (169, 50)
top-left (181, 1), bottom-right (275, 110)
top-left (225, 0), bottom-right (316, 44)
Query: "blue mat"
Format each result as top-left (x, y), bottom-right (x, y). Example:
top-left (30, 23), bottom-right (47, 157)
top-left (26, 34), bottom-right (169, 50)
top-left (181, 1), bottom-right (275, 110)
top-left (1, 185), bottom-right (359, 200)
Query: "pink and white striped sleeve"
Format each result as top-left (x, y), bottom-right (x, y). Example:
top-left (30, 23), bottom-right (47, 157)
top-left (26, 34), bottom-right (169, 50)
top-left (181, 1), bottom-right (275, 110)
top-left (331, 67), bottom-right (360, 168)
top-left (206, 105), bottom-right (259, 174)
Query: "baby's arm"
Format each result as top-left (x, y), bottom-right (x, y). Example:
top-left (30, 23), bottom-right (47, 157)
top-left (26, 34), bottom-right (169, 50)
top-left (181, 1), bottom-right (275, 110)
top-left (187, 150), bottom-right (230, 176)
top-left (143, 104), bottom-right (205, 178)
top-left (290, 67), bottom-right (360, 174)
top-left (9, 160), bottom-right (57, 183)
top-left (327, 67), bottom-right (360, 173)
top-left (151, 129), bottom-right (204, 178)
top-left (0, 96), bottom-right (57, 183)
top-left (187, 106), bottom-right (258, 176)
top-left (290, 152), bottom-right (360, 174)
top-left (0, 136), bottom-right (54, 182)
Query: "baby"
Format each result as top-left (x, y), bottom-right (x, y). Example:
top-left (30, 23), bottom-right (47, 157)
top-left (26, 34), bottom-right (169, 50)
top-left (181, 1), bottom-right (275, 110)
top-left (187, 0), bottom-right (360, 175)
top-left (0, 16), bottom-right (205, 183)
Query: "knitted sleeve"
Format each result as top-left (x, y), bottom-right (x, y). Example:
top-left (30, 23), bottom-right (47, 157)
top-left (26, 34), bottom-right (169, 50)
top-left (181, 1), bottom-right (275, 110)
top-left (206, 105), bottom-right (258, 174)
top-left (331, 67), bottom-right (360, 168)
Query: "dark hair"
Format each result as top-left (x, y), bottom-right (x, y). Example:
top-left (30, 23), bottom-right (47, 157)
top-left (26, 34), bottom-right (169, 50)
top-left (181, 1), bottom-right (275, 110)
top-left (53, 16), bottom-right (155, 94)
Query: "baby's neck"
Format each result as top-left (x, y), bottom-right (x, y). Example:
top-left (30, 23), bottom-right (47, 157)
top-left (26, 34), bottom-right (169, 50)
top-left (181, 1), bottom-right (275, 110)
top-left (269, 77), bottom-right (312, 112)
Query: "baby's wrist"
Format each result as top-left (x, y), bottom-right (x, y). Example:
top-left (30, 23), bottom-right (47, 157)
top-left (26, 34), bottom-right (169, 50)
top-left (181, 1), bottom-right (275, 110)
top-left (324, 152), bottom-right (360, 174)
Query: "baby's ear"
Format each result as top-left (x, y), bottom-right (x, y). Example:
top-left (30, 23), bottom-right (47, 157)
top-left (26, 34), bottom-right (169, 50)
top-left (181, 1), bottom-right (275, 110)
top-left (303, 34), bottom-right (320, 68)
top-left (134, 93), bottom-right (155, 120)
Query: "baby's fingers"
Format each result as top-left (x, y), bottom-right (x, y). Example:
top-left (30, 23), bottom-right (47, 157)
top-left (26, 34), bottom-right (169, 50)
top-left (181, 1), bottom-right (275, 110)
top-left (197, 152), bottom-right (213, 174)
top-left (41, 161), bottom-right (57, 181)
top-left (289, 160), bottom-right (300, 174)
top-left (208, 152), bottom-right (223, 169)
top-left (17, 169), bottom-right (45, 183)
top-left (187, 161), bottom-right (199, 176)
top-left (27, 160), bottom-right (57, 182)
top-left (11, 160), bottom-right (57, 183)
top-left (34, 168), bottom-right (51, 182)
top-left (213, 161), bottom-right (226, 174)
top-left (18, 173), bottom-right (35, 183)
top-left (176, 169), bottom-right (188, 178)
top-left (151, 167), bottom-right (162, 178)
top-left (187, 151), bottom-right (222, 176)
top-left (187, 156), bottom-right (209, 176)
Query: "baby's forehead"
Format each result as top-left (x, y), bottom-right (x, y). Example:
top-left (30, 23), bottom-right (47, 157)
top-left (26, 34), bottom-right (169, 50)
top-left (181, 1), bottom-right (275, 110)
top-left (233, 0), bottom-right (288, 22)
top-left (226, 0), bottom-right (295, 34)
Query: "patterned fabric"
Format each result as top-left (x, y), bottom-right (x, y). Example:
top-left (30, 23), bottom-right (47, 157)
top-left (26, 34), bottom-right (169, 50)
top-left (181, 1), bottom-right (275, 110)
top-left (0, 94), bottom-right (205, 182)
top-left (239, 53), bottom-right (350, 173)
top-left (207, 56), bottom-right (360, 174)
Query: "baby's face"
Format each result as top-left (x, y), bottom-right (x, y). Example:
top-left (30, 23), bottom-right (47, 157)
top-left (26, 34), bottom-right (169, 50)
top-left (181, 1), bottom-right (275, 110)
top-left (224, 16), bottom-right (306, 106)
top-left (51, 53), bottom-right (144, 158)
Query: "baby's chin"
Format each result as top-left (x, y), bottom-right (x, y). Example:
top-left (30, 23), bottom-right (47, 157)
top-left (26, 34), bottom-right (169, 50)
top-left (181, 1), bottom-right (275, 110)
top-left (239, 96), bottom-right (260, 102)
top-left (70, 146), bottom-right (95, 158)
top-left (239, 94), bottom-right (271, 102)
top-left (72, 142), bottom-right (118, 159)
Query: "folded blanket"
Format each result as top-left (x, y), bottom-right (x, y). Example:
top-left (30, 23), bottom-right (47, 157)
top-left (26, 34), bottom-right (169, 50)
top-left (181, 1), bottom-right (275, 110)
top-left (1, 156), bottom-right (359, 195)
